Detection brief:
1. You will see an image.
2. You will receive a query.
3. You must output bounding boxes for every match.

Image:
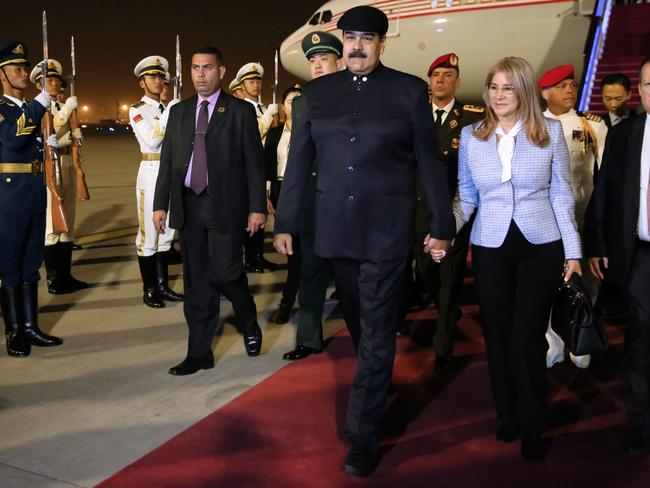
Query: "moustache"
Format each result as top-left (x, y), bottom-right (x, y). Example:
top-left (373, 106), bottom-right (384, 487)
top-left (349, 51), bottom-right (367, 59)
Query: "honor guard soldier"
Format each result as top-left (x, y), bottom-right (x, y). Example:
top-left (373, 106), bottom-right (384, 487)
top-left (411, 52), bottom-right (484, 371)
top-left (236, 62), bottom-right (278, 273)
top-left (228, 78), bottom-right (244, 99)
top-left (538, 64), bottom-right (607, 369)
top-left (0, 41), bottom-right (63, 357)
top-left (274, 6), bottom-right (454, 476)
top-left (129, 56), bottom-right (184, 308)
top-left (160, 71), bottom-right (173, 105)
top-left (281, 31), bottom-right (349, 360)
top-left (29, 59), bottom-right (87, 295)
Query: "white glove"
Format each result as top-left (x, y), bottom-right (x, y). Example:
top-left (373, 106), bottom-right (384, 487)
top-left (266, 103), bottom-right (279, 116)
top-left (35, 92), bottom-right (51, 109)
top-left (47, 133), bottom-right (58, 148)
top-left (65, 96), bottom-right (78, 111)
top-left (72, 128), bottom-right (83, 140)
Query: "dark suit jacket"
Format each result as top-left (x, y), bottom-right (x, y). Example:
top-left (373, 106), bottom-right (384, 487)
top-left (416, 99), bottom-right (483, 232)
top-left (274, 64), bottom-right (455, 261)
top-left (264, 123), bottom-right (285, 206)
top-left (585, 112), bottom-right (647, 289)
top-left (153, 91), bottom-right (267, 233)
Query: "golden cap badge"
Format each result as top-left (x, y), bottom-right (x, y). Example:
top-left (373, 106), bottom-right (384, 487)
top-left (450, 119), bottom-right (458, 129)
top-left (449, 54), bottom-right (458, 67)
top-left (12, 44), bottom-right (25, 55)
top-left (311, 33), bottom-right (321, 44)
top-left (153, 58), bottom-right (162, 66)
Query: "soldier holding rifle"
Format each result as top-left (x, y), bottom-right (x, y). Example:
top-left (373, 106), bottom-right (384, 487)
top-left (0, 39), bottom-right (63, 358)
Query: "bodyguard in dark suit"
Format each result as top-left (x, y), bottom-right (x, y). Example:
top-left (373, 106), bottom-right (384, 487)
top-left (0, 41), bottom-right (63, 358)
top-left (273, 7), bottom-right (454, 476)
top-left (412, 53), bottom-right (484, 371)
top-left (153, 47), bottom-right (266, 376)
top-left (586, 57), bottom-right (650, 457)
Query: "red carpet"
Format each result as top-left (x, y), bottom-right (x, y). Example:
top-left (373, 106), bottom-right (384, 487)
top-left (98, 307), bottom-right (649, 487)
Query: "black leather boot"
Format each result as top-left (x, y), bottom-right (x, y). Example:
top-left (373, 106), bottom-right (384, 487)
top-left (1, 286), bottom-right (31, 357)
top-left (59, 242), bottom-right (89, 292)
top-left (167, 244), bottom-right (183, 264)
top-left (155, 252), bottom-right (184, 302)
top-left (44, 243), bottom-right (69, 294)
top-left (21, 282), bottom-right (63, 347)
top-left (137, 255), bottom-right (165, 308)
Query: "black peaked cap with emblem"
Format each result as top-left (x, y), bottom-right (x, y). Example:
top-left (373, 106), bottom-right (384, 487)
top-left (302, 31), bottom-right (343, 59)
top-left (0, 41), bottom-right (30, 69)
top-left (336, 6), bottom-right (389, 36)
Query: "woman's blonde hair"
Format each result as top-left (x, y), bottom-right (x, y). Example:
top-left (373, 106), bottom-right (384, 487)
top-left (474, 57), bottom-right (550, 147)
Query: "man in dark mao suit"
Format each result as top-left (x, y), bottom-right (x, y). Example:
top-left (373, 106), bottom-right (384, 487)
top-left (273, 6), bottom-right (454, 477)
top-left (153, 46), bottom-right (266, 376)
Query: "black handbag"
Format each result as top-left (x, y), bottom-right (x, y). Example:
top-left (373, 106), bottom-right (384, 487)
top-left (551, 274), bottom-right (608, 356)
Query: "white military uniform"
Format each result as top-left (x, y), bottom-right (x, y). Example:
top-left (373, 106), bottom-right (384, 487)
top-left (543, 108), bottom-right (608, 229)
top-left (544, 108), bottom-right (607, 369)
top-left (235, 62), bottom-right (276, 143)
top-left (130, 95), bottom-right (176, 257)
top-left (44, 98), bottom-right (81, 245)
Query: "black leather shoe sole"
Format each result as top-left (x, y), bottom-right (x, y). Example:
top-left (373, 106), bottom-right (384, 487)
top-left (25, 331), bottom-right (63, 347)
top-left (158, 288), bottom-right (184, 302)
top-left (282, 346), bottom-right (322, 361)
top-left (168, 358), bottom-right (214, 376)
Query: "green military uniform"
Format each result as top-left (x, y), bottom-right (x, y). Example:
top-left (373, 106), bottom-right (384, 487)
top-left (415, 99), bottom-right (484, 361)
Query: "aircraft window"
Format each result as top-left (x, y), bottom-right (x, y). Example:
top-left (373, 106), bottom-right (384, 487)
top-left (309, 12), bottom-right (320, 25)
top-left (322, 10), bottom-right (332, 22)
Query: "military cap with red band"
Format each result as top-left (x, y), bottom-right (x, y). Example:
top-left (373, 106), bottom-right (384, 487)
top-left (537, 65), bottom-right (574, 89)
top-left (428, 52), bottom-right (459, 77)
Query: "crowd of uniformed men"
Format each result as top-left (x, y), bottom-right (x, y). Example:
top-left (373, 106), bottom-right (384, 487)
top-left (1, 2), bottom-right (649, 477)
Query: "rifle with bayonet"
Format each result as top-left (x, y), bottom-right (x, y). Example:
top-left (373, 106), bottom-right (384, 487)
top-left (68, 35), bottom-right (90, 200)
top-left (41, 10), bottom-right (69, 233)
top-left (173, 34), bottom-right (182, 101)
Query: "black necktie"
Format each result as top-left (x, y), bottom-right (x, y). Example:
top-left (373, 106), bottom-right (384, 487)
top-left (257, 103), bottom-right (265, 116)
top-left (434, 109), bottom-right (445, 132)
top-left (22, 102), bottom-right (28, 110)
top-left (55, 102), bottom-right (61, 111)
top-left (190, 100), bottom-right (209, 195)
top-left (159, 103), bottom-right (164, 114)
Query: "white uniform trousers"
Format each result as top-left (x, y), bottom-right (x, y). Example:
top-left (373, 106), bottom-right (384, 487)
top-left (45, 155), bottom-right (77, 245)
top-left (135, 160), bottom-right (174, 257)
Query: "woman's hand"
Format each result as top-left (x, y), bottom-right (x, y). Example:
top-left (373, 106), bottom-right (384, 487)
top-left (563, 259), bottom-right (582, 282)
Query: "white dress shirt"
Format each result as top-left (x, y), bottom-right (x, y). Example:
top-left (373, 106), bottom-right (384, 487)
top-left (432, 98), bottom-right (455, 125)
top-left (638, 113), bottom-right (650, 241)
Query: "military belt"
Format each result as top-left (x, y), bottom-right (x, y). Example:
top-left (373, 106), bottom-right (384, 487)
top-left (142, 153), bottom-right (160, 161)
top-left (0, 161), bottom-right (43, 174)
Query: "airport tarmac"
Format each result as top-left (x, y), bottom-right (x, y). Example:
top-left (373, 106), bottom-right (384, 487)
top-left (0, 133), bottom-right (343, 488)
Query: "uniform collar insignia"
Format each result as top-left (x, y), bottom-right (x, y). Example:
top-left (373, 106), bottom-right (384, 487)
top-left (12, 44), bottom-right (25, 55)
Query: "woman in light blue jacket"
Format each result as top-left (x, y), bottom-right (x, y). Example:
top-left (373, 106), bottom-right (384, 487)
top-left (453, 57), bottom-right (582, 462)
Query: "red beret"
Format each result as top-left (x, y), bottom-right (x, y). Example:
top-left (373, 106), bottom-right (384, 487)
top-left (427, 52), bottom-right (459, 77)
top-left (538, 65), bottom-right (575, 88)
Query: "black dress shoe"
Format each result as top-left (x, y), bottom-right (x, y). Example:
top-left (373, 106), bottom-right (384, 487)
top-left (157, 285), bottom-right (184, 302)
top-left (434, 355), bottom-right (452, 372)
top-left (168, 356), bottom-right (214, 376)
top-left (342, 446), bottom-right (380, 477)
top-left (282, 345), bottom-right (322, 361)
top-left (244, 325), bottom-right (263, 357)
top-left (64, 276), bottom-right (89, 292)
top-left (520, 432), bottom-right (550, 462)
top-left (624, 430), bottom-right (650, 458)
top-left (245, 261), bottom-right (264, 273)
top-left (274, 301), bottom-right (293, 324)
top-left (46, 278), bottom-right (74, 295)
top-left (262, 258), bottom-right (278, 271)
top-left (496, 420), bottom-right (522, 443)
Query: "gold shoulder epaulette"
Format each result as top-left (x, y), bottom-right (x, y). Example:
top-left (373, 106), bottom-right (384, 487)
top-left (582, 112), bottom-right (603, 123)
top-left (463, 104), bottom-right (484, 113)
top-left (131, 101), bottom-right (145, 108)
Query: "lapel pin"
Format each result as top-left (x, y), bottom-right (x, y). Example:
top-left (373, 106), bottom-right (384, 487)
top-left (218, 107), bottom-right (225, 113)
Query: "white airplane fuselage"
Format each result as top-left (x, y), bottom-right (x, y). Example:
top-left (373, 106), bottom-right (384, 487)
top-left (280, 0), bottom-right (595, 100)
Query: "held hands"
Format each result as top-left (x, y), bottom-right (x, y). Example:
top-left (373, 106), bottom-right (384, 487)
top-left (588, 257), bottom-right (608, 281)
top-left (35, 91), bottom-right (51, 108)
top-left (563, 259), bottom-right (582, 282)
top-left (46, 133), bottom-right (58, 148)
top-left (152, 210), bottom-right (167, 234)
top-left (247, 212), bottom-right (266, 237)
top-left (273, 233), bottom-right (293, 255)
top-left (424, 234), bottom-right (451, 263)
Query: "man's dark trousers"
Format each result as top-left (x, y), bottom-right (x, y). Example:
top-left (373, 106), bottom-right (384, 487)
top-left (181, 188), bottom-right (258, 361)
top-left (329, 257), bottom-right (406, 447)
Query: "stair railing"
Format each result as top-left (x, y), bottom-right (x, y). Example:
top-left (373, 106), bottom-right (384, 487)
top-left (578, 0), bottom-right (615, 112)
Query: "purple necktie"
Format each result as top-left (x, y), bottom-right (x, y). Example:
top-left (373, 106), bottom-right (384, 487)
top-left (190, 100), bottom-right (209, 195)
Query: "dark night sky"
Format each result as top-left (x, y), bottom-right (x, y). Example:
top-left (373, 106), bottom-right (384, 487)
top-left (3, 1), bottom-right (325, 121)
